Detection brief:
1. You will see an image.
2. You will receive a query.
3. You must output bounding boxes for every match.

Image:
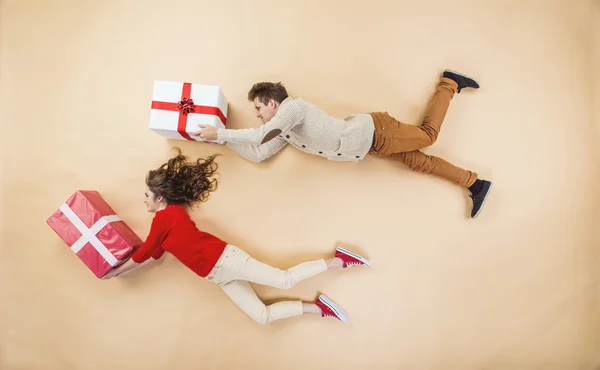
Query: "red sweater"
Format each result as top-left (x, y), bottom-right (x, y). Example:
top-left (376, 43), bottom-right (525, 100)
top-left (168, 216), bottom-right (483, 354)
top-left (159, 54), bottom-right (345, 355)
top-left (131, 204), bottom-right (227, 277)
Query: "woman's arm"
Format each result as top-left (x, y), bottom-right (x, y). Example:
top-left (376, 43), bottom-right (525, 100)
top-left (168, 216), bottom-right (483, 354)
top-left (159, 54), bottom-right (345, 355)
top-left (102, 212), bottom-right (170, 279)
top-left (130, 212), bottom-right (171, 263)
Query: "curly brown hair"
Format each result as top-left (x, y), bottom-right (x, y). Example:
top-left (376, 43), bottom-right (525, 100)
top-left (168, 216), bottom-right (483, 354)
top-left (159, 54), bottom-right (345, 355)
top-left (247, 82), bottom-right (289, 105)
top-left (145, 147), bottom-right (220, 207)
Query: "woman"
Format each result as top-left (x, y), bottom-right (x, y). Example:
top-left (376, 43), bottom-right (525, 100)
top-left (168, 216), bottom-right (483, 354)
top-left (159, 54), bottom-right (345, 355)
top-left (103, 148), bottom-right (371, 325)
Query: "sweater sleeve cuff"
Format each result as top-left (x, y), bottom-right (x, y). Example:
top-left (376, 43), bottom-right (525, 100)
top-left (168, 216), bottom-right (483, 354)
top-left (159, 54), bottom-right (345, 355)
top-left (216, 128), bottom-right (230, 142)
top-left (130, 251), bottom-right (147, 264)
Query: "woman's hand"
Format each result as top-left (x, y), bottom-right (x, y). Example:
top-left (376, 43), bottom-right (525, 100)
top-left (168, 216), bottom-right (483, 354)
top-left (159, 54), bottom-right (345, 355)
top-left (101, 258), bottom-right (138, 280)
top-left (101, 269), bottom-right (119, 280)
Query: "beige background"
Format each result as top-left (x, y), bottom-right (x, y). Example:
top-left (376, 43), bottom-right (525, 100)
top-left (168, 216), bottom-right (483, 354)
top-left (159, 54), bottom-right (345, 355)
top-left (1, 0), bottom-right (599, 369)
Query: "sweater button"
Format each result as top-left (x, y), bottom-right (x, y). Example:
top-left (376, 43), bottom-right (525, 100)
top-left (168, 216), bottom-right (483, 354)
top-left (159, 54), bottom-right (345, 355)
top-left (286, 135), bottom-right (290, 139)
top-left (356, 156), bottom-right (360, 158)
top-left (319, 151), bottom-right (323, 154)
top-left (338, 153), bottom-right (341, 156)
top-left (302, 145), bottom-right (306, 148)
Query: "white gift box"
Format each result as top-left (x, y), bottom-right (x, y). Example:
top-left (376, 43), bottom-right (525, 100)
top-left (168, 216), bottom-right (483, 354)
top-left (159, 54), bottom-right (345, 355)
top-left (149, 81), bottom-right (228, 143)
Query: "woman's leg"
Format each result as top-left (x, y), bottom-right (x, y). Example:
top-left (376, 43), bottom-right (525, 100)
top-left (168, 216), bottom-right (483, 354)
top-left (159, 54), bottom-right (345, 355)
top-left (220, 280), bottom-right (350, 325)
top-left (220, 279), bottom-right (310, 325)
top-left (214, 246), bottom-right (327, 290)
top-left (210, 246), bottom-right (368, 325)
top-left (216, 246), bottom-right (369, 290)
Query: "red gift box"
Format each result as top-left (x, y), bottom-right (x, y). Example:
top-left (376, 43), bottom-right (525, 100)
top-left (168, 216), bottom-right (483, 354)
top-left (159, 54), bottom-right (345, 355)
top-left (46, 190), bottom-right (143, 278)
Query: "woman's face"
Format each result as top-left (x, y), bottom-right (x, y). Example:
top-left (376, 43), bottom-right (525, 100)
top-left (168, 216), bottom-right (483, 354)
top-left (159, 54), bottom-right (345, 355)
top-left (144, 187), bottom-right (164, 212)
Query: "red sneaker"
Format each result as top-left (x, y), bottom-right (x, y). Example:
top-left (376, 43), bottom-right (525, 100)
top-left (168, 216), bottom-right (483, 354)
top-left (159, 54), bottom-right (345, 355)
top-left (315, 294), bottom-right (349, 323)
top-left (335, 247), bottom-right (371, 268)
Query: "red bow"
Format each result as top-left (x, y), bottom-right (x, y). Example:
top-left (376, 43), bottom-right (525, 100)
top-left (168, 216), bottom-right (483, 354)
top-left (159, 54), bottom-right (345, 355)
top-left (177, 97), bottom-right (195, 114)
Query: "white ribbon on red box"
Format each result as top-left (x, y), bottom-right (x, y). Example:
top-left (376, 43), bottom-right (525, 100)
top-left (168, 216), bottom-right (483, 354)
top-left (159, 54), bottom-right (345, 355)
top-left (59, 203), bottom-right (122, 266)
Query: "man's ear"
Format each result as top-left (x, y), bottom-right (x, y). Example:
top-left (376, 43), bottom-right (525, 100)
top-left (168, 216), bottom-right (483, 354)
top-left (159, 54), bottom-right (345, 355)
top-left (269, 99), bottom-right (277, 108)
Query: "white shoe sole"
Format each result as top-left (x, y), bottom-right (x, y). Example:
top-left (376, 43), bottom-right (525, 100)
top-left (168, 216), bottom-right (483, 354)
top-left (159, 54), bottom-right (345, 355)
top-left (472, 182), bottom-right (493, 219)
top-left (336, 247), bottom-right (371, 267)
top-left (319, 294), bottom-right (349, 323)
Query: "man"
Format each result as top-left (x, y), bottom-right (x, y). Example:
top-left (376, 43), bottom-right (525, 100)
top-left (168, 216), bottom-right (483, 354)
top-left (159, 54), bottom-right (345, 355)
top-left (193, 70), bottom-right (492, 218)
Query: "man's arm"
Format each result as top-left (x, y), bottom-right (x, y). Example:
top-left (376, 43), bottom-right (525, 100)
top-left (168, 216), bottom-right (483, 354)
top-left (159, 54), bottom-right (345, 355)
top-left (217, 99), bottom-right (305, 145)
top-left (226, 136), bottom-right (288, 163)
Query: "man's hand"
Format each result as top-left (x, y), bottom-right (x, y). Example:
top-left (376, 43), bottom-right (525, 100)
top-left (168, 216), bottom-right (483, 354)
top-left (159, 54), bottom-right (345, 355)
top-left (192, 124), bottom-right (218, 141)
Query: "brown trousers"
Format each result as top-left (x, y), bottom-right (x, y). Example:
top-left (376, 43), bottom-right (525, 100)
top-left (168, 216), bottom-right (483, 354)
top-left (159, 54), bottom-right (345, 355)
top-left (368, 78), bottom-right (478, 188)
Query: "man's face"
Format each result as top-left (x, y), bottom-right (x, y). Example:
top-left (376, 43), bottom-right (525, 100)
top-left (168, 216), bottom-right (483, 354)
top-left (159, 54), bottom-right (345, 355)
top-left (253, 97), bottom-right (278, 124)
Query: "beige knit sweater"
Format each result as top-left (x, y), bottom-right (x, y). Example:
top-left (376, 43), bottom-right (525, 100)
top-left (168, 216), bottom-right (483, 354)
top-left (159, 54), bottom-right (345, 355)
top-left (218, 97), bottom-right (375, 163)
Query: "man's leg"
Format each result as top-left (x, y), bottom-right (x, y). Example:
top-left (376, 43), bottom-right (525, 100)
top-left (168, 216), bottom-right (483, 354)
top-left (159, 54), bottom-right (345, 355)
top-left (387, 148), bottom-right (492, 218)
top-left (370, 78), bottom-right (458, 154)
top-left (369, 69), bottom-right (492, 217)
top-left (390, 150), bottom-right (477, 188)
top-left (371, 105), bottom-right (479, 189)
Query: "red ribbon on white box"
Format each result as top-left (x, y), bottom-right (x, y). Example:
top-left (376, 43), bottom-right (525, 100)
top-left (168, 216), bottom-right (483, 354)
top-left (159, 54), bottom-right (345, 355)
top-left (59, 203), bottom-right (122, 266)
top-left (150, 82), bottom-right (227, 141)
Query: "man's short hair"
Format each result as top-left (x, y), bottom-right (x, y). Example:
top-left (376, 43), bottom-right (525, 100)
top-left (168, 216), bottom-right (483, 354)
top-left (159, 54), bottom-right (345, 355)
top-left (248, 82), bottom-right (289, 105)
